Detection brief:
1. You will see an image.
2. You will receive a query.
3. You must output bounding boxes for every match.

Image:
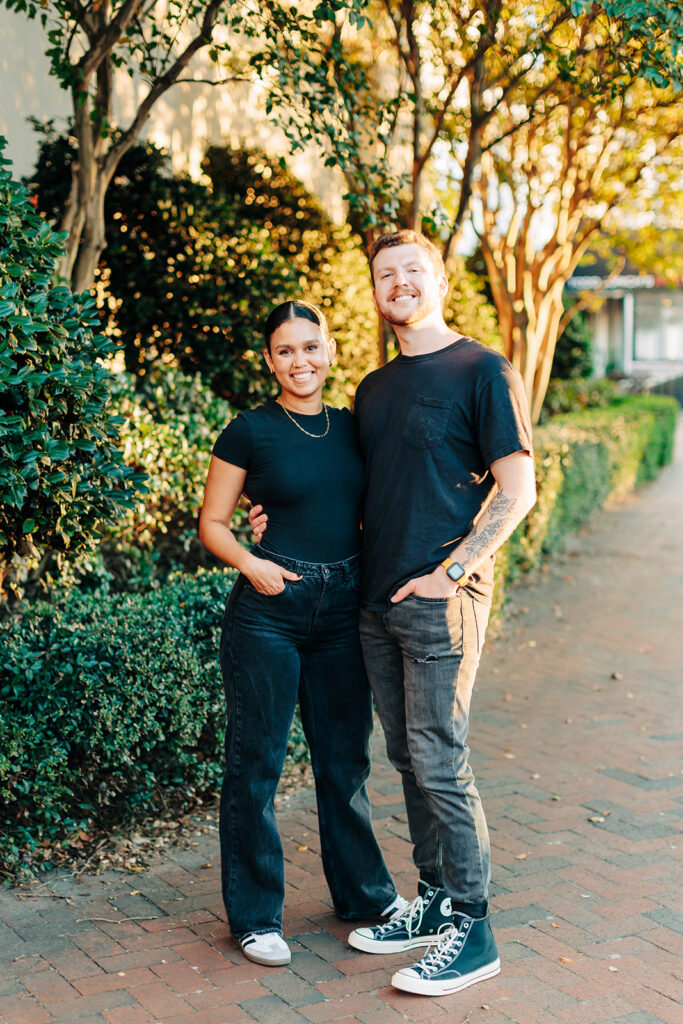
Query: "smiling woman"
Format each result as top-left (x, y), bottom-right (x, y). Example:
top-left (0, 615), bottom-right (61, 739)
top-left (264, 309), bottom-right (336, 414)
top-left (197, 299), bottom-right (402, 968)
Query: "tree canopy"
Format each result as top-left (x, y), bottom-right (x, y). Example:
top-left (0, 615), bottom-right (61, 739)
top-left (261, 0), bottom-right (683, 415)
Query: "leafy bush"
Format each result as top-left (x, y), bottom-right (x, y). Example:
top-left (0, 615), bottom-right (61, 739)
top-left (0, 141), bottom-right (140, 606)
top-left (444, 257), bottom-right (503, 355)
top-left (0, 569), bottom-right (230, 876)
top-left (541, 376), bottom-right (619, 419)
top-left (24, 127), bottom-right (297, 407)
top-left (98, 364), bottom-right (237, 587)
top-left (200, 145), bottom-right (383, 408)
top-left (26, 129), bottom-right (503, 412)
top-left (26, 363), bottom-right (240, 595)
top-left (8, 364), bottom-right (240, 598)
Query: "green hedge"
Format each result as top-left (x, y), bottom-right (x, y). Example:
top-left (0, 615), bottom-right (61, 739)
top-left (0, 570), bottom-right (228, 876)
top-left (493, 393), bottom-right (678, 616)
top-left (0, 394), bottom-right (677, 877)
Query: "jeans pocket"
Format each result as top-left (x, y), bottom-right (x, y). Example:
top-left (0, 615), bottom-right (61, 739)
top-left (401, 395), bottom-right (452, 448)
top-left (242, 577), bottom-right (287, 599)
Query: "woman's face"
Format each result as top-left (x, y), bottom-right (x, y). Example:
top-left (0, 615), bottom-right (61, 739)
top-left (265, 317), bottom-right (335, 404)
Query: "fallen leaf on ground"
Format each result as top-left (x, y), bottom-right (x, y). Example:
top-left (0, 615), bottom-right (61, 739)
top-left (559, 956), bottom-right (573, 963)
top-left (297, 845), bottom-right (308, 851)
top-left (515, 853), bottom-right (527, 860)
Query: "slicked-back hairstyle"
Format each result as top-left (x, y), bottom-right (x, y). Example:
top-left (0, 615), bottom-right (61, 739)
top-left (264, 300), bottom-right (329, 351)
top-left (369, 230), bottom-right (445, 284)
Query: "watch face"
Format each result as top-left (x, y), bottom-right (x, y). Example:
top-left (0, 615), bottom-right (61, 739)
top-left (446, 562), bottom-right (466, 582)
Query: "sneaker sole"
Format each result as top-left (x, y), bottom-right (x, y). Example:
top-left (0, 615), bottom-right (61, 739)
top-left (239, 946), bottom-right (291, 967)
top-left (391, 957), bottom-right (501, 996)
top-left (348, 932), bottom-right (439, 954)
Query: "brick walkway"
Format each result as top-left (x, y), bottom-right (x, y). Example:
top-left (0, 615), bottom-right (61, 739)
top-left (2, 421), bottom-right (682, 1024)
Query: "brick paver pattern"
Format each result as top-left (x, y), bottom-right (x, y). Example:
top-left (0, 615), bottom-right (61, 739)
top-left (2, 423), bottom-right (682, 1024)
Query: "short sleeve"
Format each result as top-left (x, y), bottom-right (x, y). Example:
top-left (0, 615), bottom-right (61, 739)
top-left (476, 367), bottom-right (533, 468)
top-left (212, 414), bottom-right (253, 469)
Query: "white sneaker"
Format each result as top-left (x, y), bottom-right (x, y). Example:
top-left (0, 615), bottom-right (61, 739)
top-left (381, 894), bottom-right (410, 920)
top-left (238, 931), bottom-right (291, 966)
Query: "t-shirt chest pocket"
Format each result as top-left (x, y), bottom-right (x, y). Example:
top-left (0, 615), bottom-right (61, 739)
top-left (401, 395), bottom-right (453, 448)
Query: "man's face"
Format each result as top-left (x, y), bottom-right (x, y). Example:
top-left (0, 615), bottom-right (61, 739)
top-left (372, 243), bottom-right (447, 327)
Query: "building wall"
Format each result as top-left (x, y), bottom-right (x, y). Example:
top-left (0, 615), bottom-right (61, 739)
top-left (0, 12), bottom-right (70, 178)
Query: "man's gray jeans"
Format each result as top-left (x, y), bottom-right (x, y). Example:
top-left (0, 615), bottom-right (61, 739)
top-left (359, 590), bottom-right (491, 903)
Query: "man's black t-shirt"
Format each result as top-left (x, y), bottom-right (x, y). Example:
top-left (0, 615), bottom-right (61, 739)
top-left (355, 338), bottom-right (533, 609)
top-left (212, 401), bottom-right (363, 564)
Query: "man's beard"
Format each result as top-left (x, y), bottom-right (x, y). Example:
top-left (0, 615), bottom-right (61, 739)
top-left (378, 296), bottom-right (435, 327)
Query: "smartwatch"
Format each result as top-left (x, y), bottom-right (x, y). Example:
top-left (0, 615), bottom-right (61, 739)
top-left (441, 558), bottom-right (468, 585)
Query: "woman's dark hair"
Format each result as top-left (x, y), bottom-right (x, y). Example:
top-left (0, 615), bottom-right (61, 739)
top-left (264, 300), bottom-right (328, 351)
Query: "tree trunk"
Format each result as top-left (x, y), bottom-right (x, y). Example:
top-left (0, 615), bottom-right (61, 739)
top-left (482, 243), bottom-right (568, 422)
top-left (71, 176), bottom-right (110, 293)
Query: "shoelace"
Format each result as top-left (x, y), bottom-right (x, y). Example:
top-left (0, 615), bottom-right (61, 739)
top-left (373, 894), bottom-right (425, 938)
top-left (416, 919), bottom-right (470, 975)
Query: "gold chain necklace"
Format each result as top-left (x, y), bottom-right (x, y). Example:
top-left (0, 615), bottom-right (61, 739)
top-left (277, 399), bottom-right (330, 438)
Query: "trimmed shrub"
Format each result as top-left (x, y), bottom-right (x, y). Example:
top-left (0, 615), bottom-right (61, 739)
top-left (500, 393), bottom-right (678, 594)
top-left (0, 569), bottom-right (228, 876)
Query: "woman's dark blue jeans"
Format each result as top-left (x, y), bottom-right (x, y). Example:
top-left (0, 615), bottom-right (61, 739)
top-left (219, 545), bottom-right (396, 940)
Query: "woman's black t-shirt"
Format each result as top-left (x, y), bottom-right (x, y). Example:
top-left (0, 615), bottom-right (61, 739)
top-left (212, 401), bottom-right (363, 564)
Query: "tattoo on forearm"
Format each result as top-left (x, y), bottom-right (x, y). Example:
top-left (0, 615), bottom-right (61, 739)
top-left (462, 491), bottom-right (519, 565)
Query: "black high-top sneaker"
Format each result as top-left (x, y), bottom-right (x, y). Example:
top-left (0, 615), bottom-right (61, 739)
top-left (391, 909), bottom-right (500, 995)
top-left (348, 880), bottom-right (452, 954)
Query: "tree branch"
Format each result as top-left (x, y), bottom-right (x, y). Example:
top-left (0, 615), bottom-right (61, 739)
top-left (79, 0), bottom-right (147, 80)
top-left (102, 0), bottom-right (225, 180)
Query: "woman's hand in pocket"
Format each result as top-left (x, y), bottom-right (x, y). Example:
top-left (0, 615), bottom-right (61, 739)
top-left (245, 556), bottom-right (301, 595)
